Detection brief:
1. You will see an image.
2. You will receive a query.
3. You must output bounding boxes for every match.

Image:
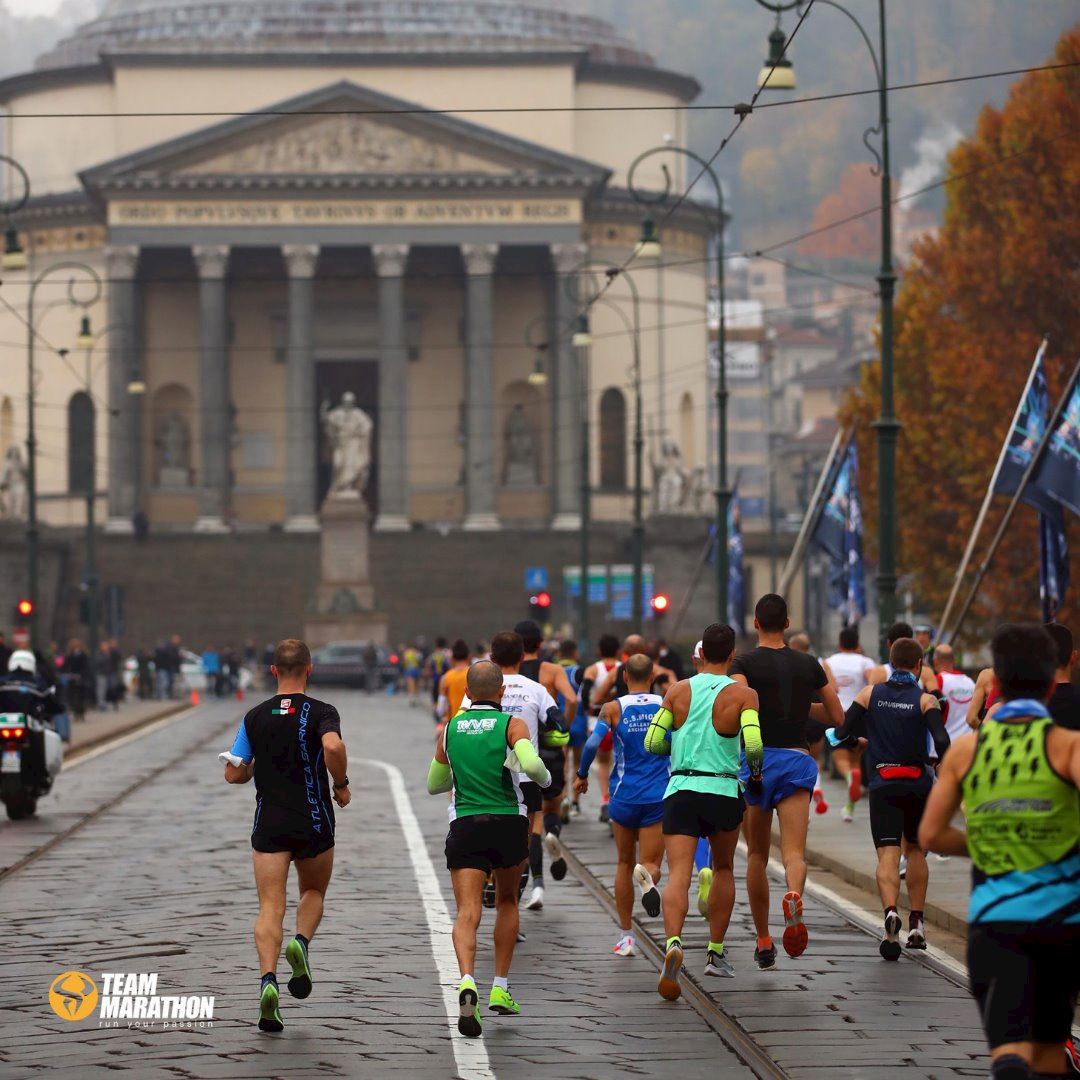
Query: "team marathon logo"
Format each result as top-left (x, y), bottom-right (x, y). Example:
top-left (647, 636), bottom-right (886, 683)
top-left (49, 971), bottom-right (214, 1028)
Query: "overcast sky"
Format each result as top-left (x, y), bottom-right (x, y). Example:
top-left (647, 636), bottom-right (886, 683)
top-left (6, 0), bottom-right (67, 15)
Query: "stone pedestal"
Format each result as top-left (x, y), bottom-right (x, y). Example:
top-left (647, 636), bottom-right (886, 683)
top-left (304, 496), bottom-right (389, 647)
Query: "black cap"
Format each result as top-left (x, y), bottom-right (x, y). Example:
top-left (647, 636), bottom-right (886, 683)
top-left (514, 619), bottom-right (542, 640)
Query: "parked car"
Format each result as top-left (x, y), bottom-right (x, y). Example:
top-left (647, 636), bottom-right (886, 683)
top-left (307, 642), bottom-right (397, 690)
top-left (122, 650), bottom-right (253, 694)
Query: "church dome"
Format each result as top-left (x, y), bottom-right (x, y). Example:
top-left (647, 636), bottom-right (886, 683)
top-left (36, 0), bottom-right (656, 72)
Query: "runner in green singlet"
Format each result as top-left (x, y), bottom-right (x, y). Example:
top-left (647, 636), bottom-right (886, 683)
top-left (644, 623), bottom-right (763, 999)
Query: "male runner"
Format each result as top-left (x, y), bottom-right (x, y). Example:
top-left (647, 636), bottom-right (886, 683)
top-left (869, 622), bottom-right (938, 693)
top-left (578, 634), bottom-right (623, 820)
top-left (220, 638), bottom-right (350, 1033)
top-left (792, 630), bottom-right (836, 816)
top-left (919, 624), bottom-right (1080, 1080)
top-left (825, 627), bottom-right (876, 822)
top-left (826, 637), bottom-right (949, 958)
top-left (514, 620), bottom-right (576, 896)
top-left (931, 644), bottom-right (976, 748)
top-left (574, 653), bottom-right (669, 956)
top-left (1045, 622), bottom-right (1080, 729)
top-left (428, 660), bottom-right (553, 1037)
top-left (645, 623), bottom-right (763, 997)
top-left (436, 639), bottom-right (472, 731)
top-left (966, 666), bottom-right (1000, 729)
top-left (555, 639), bottom-right (585, 822)
top-left (730, 594), bottom-right (844, 966)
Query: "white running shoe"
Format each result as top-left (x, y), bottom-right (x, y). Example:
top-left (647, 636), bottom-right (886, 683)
top-left (899, 854), bottom-right (908, 880)
top-left (633, 863), bottom-right (662, 918)
top-left (526, 885), bottom-right (544, 911)
top-left (613, 934), bottom-right (636, 957)
top-left (842, 801), bottom-right (855, 823)
top-left (544, 832), bottom-right (568, 881)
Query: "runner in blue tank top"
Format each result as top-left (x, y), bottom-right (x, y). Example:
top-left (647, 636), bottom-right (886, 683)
top-left (575, 653), bottom-right (669, 956)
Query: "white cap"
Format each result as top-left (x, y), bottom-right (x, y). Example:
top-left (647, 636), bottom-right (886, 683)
top-left (693, 640), bottom-right (704, 660)
top-left (8, 649), bottom-right (36, 674)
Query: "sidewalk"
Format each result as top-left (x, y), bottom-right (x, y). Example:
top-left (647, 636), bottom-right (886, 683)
top-left (65, 696), bottom-right (191, 755)
top-left (792, 771), bottom-right (972, 935)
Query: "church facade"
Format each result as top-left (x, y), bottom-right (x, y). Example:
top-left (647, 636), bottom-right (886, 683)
top-left (0, 1), bottom-right (713, 536)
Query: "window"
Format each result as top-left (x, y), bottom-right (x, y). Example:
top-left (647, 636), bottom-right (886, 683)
top-left (598, 387), bottom-right (627, 490)
top-left (67, 392), bottom-right (94, 495)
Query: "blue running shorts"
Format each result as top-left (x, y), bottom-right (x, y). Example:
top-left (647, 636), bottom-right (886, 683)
top-left (608, 799), bottom-right (665, 829)
top-left (569, 710), bottom-right (590, 749)
top-left (739, 747), bottom-right (819, 811)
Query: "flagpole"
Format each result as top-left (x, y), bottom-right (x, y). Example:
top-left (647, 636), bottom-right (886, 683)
top-left (950, 354), bottom-right (1080, 643)
top-left (939, 338), bottom-right (1048, 643)
top-left (779, 426), bottom-right (850, 598)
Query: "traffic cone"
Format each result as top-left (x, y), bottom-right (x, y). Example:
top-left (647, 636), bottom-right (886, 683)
top-left (190, 688), bottom-right (200, 706)
top-left (235, 687), bottom-right (245, 702)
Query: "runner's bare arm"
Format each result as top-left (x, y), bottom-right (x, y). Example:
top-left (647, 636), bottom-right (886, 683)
top-left (594, 666), bottom-right (618, 705)
top-left (322, 731), bottom-right (348, 787)
top-left (546, 662), bottom-right (579, 723)
top-left (223, 760), bottom-right (253, 784)
top-left (918, 737), bottom-right (974, 855)
top-left (818, 681), bottom-right (845, 727)
top-left (966, 668), bottom-right (993, 729)
top-left (821, 659), bottom-right (837, 692)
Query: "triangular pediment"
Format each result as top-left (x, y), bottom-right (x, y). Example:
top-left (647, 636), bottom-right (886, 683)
top-left (81, 81), bottom-right (609, 192)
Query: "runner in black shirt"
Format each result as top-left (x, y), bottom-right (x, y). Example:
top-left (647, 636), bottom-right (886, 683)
top-left (1045, 623), bottom-right (1080, 730)
top-left (728, 594), bottom-right (844, 968)
top-left (221, 638), bottom-right (350, 1033)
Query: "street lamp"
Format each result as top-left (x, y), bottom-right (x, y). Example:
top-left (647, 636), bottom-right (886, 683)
top-left (756, 0), bottom-right (898, 657)
top-left (628, 143), bottom-right (730, 624)
top-left (0, 154), bottom-right (29, 272)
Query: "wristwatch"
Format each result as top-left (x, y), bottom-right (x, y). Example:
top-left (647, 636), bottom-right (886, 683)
top-left (333, 776), bottom-right (350, 790)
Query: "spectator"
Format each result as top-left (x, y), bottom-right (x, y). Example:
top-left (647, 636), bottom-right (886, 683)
top-left (106, 639), bottom-right (125, 707)
top-left (362, 641), bottom-right (379, 694)
top-left (94, 641), bottom-right (112, 710)
top-left (63, 639), bottom-right (91, 721)
top-left (166, 635), bottom-right (182, 698)
top-left (136, 645), bottom-right (154, 700)
top-left (202, 646), bottom-right (223, 697)
top-left (153, 639), bottom-right (171, 699)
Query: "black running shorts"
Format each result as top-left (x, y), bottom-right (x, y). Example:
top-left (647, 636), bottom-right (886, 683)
top-left (967, 922), bottom-right (1080, 1048)
top-left (445, 813), bottom-right (530, 873)
top-left (868, 781), bottom-right (931, 848)
top-left (519, 780), bottom-right (543, 815)
top-left (663, 789), bottom-right (744, 838)
top-left (540, 746), bottom-right (566, 801)
top-left (251, 823), bottom-right (335, 862)
top-left (804, 718), bottom-right (828, 745)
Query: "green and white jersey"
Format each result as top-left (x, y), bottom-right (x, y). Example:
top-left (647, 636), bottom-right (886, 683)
top-left (444, 705), bottom-right (525, 822)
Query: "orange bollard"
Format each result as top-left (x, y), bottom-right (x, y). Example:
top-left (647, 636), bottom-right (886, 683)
top-left (190, 688), bottom-right (200, 706)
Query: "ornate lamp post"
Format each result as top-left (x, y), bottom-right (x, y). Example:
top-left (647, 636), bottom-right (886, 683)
top-left (628, 145), bottom-right (729, 623)
top-left (755, 0), bottom-right (898, 656)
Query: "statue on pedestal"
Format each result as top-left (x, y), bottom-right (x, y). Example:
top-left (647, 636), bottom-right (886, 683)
top-left (156, 412), bottom-right (191, 487)
top-left (0, 444), bottom-right (28, 520)
top-left (503, 403), bottom-right (539, 486)
top-left (654, 436), bottom-right (690, 514)
top-left (320, 392), bottom-right (373, 501)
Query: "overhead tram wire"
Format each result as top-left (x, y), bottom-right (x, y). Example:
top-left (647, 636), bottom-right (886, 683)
top-left (3, 59), bottom-right (1076, 120)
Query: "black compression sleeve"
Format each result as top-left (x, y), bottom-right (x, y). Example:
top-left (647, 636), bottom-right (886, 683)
top-left (924, 707), bottom-right (950, 760)
top-left (580, 678), bottom-right (594, 712)
top-left (835, 701), bottom-right (868, 748)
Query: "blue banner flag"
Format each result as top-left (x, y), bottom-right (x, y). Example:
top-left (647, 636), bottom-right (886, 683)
top-left (842, 444), bottom-right (868, 625)
top-left (1039, 507), bottom-right (1070, 622)
top-left (1031, 377), bottom-right (1080, 518)
top-left (728, 488), bottom-right (745, 634)
top-left (812, 441), bottom-right (866, 624)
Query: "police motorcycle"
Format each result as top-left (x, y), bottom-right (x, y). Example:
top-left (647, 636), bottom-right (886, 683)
top-left (0, 650), bottom-right (64, 820)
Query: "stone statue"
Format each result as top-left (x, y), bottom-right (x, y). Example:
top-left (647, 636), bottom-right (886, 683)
top-left (321, 392), bottom-right (373, 500)
top-left (157, 412), bottom-right (191, 487)
top-left (654, 436), bottom-right (690, 514)
top-left (0, 444), bottom-right (28, 520)
top-left (503, 404), bottom-right (538, 486)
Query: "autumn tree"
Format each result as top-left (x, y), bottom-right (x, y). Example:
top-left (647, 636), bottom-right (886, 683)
top-left (843, 26), bottom-right (1080, 643)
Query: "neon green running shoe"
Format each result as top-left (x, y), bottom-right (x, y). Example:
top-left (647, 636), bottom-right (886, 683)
top-left (488, 985), bottom-right (521, 1015)
top-left (458, 978), bottom-right (482, 1038)
top-left (258, 981), bottom-right (284, 1033)
top-left (285, 937), bottom-right (312, 999)
top-left (697, 866), bottom-right (713, 918)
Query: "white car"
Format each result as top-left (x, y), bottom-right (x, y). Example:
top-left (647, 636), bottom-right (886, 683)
top-left (123, 650), bottom-right (254, 693)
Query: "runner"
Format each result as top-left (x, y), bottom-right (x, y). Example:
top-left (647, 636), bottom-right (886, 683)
top-left (436, 639), bottom-right (472, 733)
top-left (578, 634), bottom-right (622, 820)
top-left (729, 594), bottom-right (844, 966)
top-left (869, 622), bottom-right (939, 693)
top-left (555, 639), bottom-right (585, 822)
top-left (219, 638), bottom-right (350, 1033)
top-left (574, 652), bottom-right (669, 956)
top-left (791, 630), bottom-right (837, 817)
top-left (644, 622), bottom-right (762, 997)
top-left (514, 620), bottom-right (576, 903)
top-left (919, 623), bottom-right (1080, 1080)
top-left (426, 637), bottom-right (451, 716)
top-left (1045, 622), bottom-right (1080, 730)
top-left (931, 644), bottom-right (976, 747)
top-left (689, 640), bottom-right (714, 917)
top-left (427, 659), bottom-right (554, 1038)
top-left (824, 627), bottom-right (876, 822)
top-left (966, 666), bottom-right (1000, 729)
top-left (826, 637), bottom-right (949, 959)
top-left (403, 642), bottom-right (422, 706)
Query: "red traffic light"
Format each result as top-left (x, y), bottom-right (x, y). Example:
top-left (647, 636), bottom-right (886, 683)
top-left (531, 592), bottom-right (552, 609)
top-left (16, 599), bottom-right (32, 617)
top-left (651, 594), bottom-right (670, 614)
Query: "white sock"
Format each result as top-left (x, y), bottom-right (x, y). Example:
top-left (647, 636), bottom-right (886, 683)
top-left (492, 976), bottom-right (509, 992)
top-left (460, 974), bottom-right (475, 987)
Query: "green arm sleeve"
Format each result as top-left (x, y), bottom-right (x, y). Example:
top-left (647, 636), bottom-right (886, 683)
top-left (740, 708), bottom-right (764, 776)
top-left (644, 708), bottom-right (674, 756)
top-left (427, 759), bottom-right (453, 795)
top-left (512, 738), bottom-right (552, 788)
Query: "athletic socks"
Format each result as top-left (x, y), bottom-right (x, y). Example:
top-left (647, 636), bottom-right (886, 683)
top-left (756, 935), bottom-right (773, 951)
top-left (294, 934), bottom-right (309, 952)
top-left (529, 832), bottom-right (544, 881)
top-left (665, 935), bottom-right (682, 952)
top-left (908, 911), bottom-right (923, 929)
top-left (261, 972), bottom-right (277, 990)
top-left (492, 976), bottom-right (509, 992)
top-left (518, 866), bottom-right (529, 901)
top-left (707, 941), bottom-right (725, 956)
top-left (542, 811), bottom-right (562, 837)
top-left (990, 1055), bottom-right (1031, 1080)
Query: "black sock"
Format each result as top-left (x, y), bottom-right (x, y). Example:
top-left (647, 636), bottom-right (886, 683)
top-left (261, 972), bottom-right (277, 990)
top-left (543, 812), bottom-right (561, 838)
top-left (990, 1054), bottom-right (1030, 1080)
top-left (518, 866), bottom-right (529, 900)
top-left (884, 905), bottom-right (898, 917)
top-left (294, 933), bottom-right (309, 952)
top-left (529, 832), bottom-right (544, 880)
top-left (908, 911), bottom-right (923, 928)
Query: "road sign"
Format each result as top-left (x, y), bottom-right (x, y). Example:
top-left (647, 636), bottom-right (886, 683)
top-left (524, 566), bottom-right (548, 591)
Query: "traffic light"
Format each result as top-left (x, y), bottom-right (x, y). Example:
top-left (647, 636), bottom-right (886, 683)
top-left (14, 598), bottom-right (33, 625)
top-left (650, 593), bottom-right (670, 621)
top-left (529, 592), bottom-right (552, 617)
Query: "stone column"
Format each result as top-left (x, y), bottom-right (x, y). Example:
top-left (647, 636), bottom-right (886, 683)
top-left (104, 245), bottom-right (140, 534)
top-left (193, 245), bottom-right (230, 532)
top-left (373, 243), bottom-right (410, 531)
top-left (282, 244), bottom-right (320, 532)
top-left (550, 241), bottom-right (587, 529)
top-left (461, 243), bottom-right (499, 530)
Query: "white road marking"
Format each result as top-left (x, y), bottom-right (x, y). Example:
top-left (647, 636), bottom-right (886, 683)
top-left (361, 758), bottom-right (495, 1080)
top-left (66, 706), bottom-right (198, 770)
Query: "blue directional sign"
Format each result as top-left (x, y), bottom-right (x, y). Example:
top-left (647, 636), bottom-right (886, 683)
top-left (524, 566), bottom-right (549, 591)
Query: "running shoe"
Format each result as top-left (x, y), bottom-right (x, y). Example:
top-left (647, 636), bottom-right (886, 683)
top-left (930, 852), bottom-right (950, 862)
top-left (658, 940), bottom-right (683, 1001)
top-left (633, 863), bottom-right (662, 918)
top-left (848, 767), bottom-right (862, 803)
top-left (599, 803), bottom-right (610, 824)
top-left (559, 797), bottom-right (572, 824)
top-left (1064, 1036), bottom-right (1080, 1075)
top-left (879, 910), bottom-right (902, 961)
top-left (704, 948), bottom-right (735, 978)
top-left (613, 934), bottom-right (636, 957)
top-left (812, 788), bottom-right (829, 815)
top-left (899, 854), bottom-right (908, 880)
top-left (781, 891), bottom-right (808, 958)
top-left (488, 985), bottom-right (521, 1015)
top-left (516, 929), bottom-right (527, 943)
top-left (571, 800), bottom-right (581, 817)
top-left (458, 978), bottom-right (482, 1038)
top-left (258, 980), bottom-right (284, 1033)
top-left (284, 937), bottom-right (312, 999)
top-left (696, 866), bottom-right (713, 918)
top-left (905, 926), bottom-right (927, 951)
top-left (526, 885), bottom-right (544, 911)
top-left (544, 832), bottom-right (568, 881)
top-left (482, 879), bottom-right (496, 909)
top-left (754, 942), bottom-right (777, 971)
top-left (841, 801), bottom-right (855, 823)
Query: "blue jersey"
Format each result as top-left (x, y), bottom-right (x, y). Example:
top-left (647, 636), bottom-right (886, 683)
top-left (611, 693), bottom-right (670, 804)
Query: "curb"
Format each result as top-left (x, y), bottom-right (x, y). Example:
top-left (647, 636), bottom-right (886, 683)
top-left (67, 702), bottom-right (190, 760)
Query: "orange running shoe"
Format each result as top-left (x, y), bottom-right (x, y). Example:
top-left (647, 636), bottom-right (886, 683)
top-left (848, 767), bottom-right (862, 804)
top-left (813, 788), bottom-right (829, 814)
top-left (782, 891), bottom-right (808, 958)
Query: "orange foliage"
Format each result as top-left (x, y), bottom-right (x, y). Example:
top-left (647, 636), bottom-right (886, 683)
top-left (796, 163), bottom-right (880, 262)
top-left (842, 27), bottom-right (1080, 646)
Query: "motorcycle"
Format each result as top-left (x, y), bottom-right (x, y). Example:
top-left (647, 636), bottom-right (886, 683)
top-left (0, 711), bottom-right (63, 820)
